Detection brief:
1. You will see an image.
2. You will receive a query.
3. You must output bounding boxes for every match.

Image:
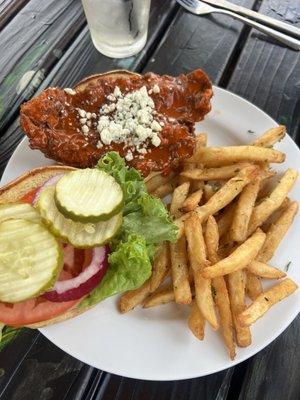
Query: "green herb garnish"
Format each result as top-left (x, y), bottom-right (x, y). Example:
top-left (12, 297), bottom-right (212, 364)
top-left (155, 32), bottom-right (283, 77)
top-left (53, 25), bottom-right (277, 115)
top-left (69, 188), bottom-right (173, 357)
top-left (284, 261), bottom-right (292, 272)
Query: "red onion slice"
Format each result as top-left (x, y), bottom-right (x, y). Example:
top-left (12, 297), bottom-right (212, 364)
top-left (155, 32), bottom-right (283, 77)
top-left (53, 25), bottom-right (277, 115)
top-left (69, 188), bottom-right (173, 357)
top-left (33, 173), bottom-right (65, 205)
top-left (44, 246), bottom-right (109, 302)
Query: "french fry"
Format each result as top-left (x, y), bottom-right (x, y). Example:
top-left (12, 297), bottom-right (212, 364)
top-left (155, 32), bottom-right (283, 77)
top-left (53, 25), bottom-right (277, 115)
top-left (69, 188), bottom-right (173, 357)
top-left (191, 180), bottom-right (205, 192)
top-left (181, 163), bottom-right (250, 181)
top-left (245, 271), bottom-right (263, 301)
top-left (184, 132), bottom-right (207, 159)
top-left (199, 166), bottom-right (259, 220)
top-left (195, 133), bottom-right (207, 148)
top-left (188, 301), bottom-right (205, 340)
top-left (146, 172), bottom-right (175, 193)
top-left (248, 169), bottom-right (298, 235)
top-left (119, 280), bottom-right (151, 313)
top-left (184, 134), bottom-right (207, 163)
top-left (218, 202), bottom-right (236, 238)
top-left (203, 184), bottom-right (216, 202)
top-left (170, 182), bottom-right (190, 218)
top-left (143, 284), bottom-right (174, 308)
top-left (185, 214), bottom-right (209, 272)
top-left (204, 216), bottom-right (219, 263)
top-left (193, 270), bottom-right (219, 330)
top-left (151, 179), bottom-right (178, 198)
top-left (205, 216), bottom-right (236, 359)
top-left (150, 243), bottom-right (170, 293)
top-left (180, 189), bottom-right (203, 212)
top-left (214, 276), bottom-right (236, 359)
top-left (144, 171), bottom-right (161, 183)
top-left (227, 270), bottom-right (252, 347)
top-left (179, 165), bottom-right (204, 191)
top-left (218, 243), bottom-right (236, 259)
top-left (170, 236), bottom-right (192, 305)
top-left (182, 134), bottom-right (207, 188)
top-left (238, 279), bottom-right (298, 326)
top-left (258, 201), bottom-right (299, 263)
top-left (200, 166), bottom-right (260, 222)
top-left (256, 170), bottom-right (278, 202)
top-left (247, 260), bottom-right (286, 279)
top-left (230, 179), bottom-right (260, 242)
top-left (175, 166), bottom-right (259, 237)
top-left (179, 162), bottom-right (195, 185)
top-left (185, 214), bottom-right (218, 330)
top-left (203, 229), bottom-right (266, 278)
top-left (184, 214), bottom-right (209, 272)
top-left (260, 197), bottom-right (291, 231)
top-left (187, 146), bottom-right (285, 166)
top-left (251, 125), bottom-right (286, 147)
top-left (259, 169), bottom-right (277, 185)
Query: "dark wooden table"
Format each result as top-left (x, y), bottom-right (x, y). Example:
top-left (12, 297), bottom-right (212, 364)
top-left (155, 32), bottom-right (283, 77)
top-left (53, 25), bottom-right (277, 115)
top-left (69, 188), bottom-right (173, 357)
top-left (0, 0), bottom-right (299, 399)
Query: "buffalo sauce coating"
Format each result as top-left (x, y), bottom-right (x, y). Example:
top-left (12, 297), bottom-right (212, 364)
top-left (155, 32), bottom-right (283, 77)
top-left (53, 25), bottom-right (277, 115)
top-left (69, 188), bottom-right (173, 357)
top-left (20, 70), bottom-right (212, 176)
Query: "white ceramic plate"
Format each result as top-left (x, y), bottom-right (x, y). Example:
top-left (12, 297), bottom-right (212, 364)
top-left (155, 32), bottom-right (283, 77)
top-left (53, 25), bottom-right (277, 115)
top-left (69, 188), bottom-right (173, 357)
top-left (1, 87), bottom-right (300, 380)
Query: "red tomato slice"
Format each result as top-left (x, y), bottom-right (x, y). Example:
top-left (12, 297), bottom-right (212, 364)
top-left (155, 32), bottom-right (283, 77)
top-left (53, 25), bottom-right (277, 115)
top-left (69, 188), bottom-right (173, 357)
top-left (20, 187), bottom-right (40, 204)
top-left (0, 245), bottom-right (90, 327)
top-left (0, 297), bottom-right (80, 327)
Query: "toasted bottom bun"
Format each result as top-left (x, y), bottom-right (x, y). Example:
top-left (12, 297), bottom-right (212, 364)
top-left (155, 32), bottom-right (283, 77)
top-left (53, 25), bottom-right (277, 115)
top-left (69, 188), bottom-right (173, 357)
top-left (0, 165), bottom-right (75, 203)
top-left (0, 165), bottom-right (98, 328)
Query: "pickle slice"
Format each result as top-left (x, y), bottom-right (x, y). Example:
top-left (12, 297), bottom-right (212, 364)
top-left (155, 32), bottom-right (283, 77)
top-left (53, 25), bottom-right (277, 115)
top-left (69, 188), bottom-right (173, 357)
top-left (0, 203), bottom-right (41, 223)
top-left (0, 219), bottom-right (62, 303)
top-left (55, 169), bottom-right (123, 223)
top-left (38, 187), bottom-right (122, 248)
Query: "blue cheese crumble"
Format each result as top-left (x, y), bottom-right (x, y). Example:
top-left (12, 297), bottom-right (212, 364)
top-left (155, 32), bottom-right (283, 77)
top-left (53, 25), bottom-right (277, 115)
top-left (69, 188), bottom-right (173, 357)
top-left (96, 85), bottom-right (163, 159)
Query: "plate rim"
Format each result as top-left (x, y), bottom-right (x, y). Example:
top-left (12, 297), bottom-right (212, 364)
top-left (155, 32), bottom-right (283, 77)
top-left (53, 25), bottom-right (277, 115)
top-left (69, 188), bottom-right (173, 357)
top-left (2, 86), bottom-right (300, 380)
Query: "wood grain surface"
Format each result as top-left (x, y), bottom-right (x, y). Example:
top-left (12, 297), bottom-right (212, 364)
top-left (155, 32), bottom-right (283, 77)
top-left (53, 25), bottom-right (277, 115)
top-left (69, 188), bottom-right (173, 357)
top-left (0, 0), bottom-right (28, 30)
top-left (0, 0), bottom-right (85, 132)
top-left (143, 0), bottom-right (256, 80)
top-left (238, 318), bottom-right (300, 400)
top-left (227, 0), bottom-right (300, 140)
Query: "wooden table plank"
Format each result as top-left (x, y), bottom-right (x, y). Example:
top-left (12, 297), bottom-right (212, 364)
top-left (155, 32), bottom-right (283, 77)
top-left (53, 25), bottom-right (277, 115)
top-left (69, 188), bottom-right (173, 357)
top-left (71, 368), bottom-right (233, 400)
top-left (0, 0), bottom-right (29, 30)
top-left (0, 330), bottom-right (40, 398)
top-left (64, 367), bottom-right (107, 400)
top-left (0, 0), bottom-right (86, 133)
top-left (227, 0), bottom-right (300, 139)
top-left (0, 334), bottom-right (85, 400)
top-left (143, 0), bottom-right (256, 81)
top-left (238, 318), bottom-right (300, 400)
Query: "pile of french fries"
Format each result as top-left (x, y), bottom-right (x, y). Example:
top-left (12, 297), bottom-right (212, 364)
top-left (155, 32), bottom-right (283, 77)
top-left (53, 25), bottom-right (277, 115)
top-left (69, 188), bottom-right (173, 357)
top-left (119, 126), bottom-right (299, 360)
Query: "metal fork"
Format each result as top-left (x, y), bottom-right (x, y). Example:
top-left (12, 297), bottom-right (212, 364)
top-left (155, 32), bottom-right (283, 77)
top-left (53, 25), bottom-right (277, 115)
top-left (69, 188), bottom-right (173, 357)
top-left (177, 0), bottom-right (300, 51)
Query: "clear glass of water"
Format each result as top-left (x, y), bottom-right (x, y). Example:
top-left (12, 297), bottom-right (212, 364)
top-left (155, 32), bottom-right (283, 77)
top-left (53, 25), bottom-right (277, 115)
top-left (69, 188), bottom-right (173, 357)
top-left (82, 0), bottom-right (151, 58)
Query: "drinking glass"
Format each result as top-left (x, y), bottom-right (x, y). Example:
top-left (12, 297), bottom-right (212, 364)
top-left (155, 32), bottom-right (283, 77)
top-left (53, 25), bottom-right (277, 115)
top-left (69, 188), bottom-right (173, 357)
top-left (82, 0), bottom-right (151, 58)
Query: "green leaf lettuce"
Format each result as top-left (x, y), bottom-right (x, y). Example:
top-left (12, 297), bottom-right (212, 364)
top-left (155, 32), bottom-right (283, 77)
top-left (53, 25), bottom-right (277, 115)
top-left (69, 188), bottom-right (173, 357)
top-left (79, 234), bottom-right (151, 308)
top-left (80, 152), bottom-right (177, 307)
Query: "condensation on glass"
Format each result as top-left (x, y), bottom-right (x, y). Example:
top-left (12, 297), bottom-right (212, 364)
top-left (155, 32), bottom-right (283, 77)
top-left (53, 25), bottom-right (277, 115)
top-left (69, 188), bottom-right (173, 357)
top-left (82, 0), bottom-right (151, 58)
